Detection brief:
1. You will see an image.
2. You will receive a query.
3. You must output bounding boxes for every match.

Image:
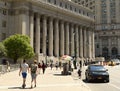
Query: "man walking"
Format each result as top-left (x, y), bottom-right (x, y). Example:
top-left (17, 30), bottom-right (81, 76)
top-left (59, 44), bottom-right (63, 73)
top-left (19, 60), bottom-right (29, 88)
top-left (30, 60), bottom-right (38, 88)
top-left (41, 61), bottom-right (46, 74)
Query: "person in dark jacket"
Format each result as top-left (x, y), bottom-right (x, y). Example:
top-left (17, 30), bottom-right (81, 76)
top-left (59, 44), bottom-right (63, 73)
top-left (41, 61), bottom-right (46, 74)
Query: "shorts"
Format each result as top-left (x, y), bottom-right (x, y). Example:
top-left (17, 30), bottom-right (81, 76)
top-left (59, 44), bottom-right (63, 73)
top-left (22, 72), bottom-right (27, 78)
top-left (31, 73), bottom-right (37, 80)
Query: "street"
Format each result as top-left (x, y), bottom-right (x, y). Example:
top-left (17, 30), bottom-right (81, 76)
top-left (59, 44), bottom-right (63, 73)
top-left (0, 67), bottom-right (90, 91)
top-left (0, 64), bottom-right (120, 91)
top-left (81, 65), bottom-right (120, 91)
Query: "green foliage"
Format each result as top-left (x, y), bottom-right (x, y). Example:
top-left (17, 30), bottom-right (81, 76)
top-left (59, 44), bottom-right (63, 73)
top-left (3, 34), bottom-right (35, 63)
top-left (0, 42), bottom-right (7, 57)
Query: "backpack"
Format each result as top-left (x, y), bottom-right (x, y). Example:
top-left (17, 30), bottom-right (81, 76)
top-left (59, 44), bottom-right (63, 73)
top-left (31, 64), bottom-right (37, 73)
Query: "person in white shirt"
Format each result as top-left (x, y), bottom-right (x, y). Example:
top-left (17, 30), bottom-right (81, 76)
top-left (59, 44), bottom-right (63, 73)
top-left (19, 60), bottom-right (29, 88)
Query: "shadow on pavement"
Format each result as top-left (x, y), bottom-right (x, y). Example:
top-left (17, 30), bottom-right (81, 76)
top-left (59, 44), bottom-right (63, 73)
top-left (8, 86), bottom-right (31, 89)
top-left (53, 73), bottom-right (69, 76)
top-left (53, 74), bottom-right (64, 76)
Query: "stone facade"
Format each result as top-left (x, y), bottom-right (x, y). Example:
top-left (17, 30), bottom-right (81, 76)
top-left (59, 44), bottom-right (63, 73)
top-left (95, 0), bottom-right (120, 59)
top-left (70, 0), bottom-right (95, 10)
top-left (0, 0), bottom-right (95, 62)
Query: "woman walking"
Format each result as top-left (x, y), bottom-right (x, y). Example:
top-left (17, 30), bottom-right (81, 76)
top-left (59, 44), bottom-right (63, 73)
top-left (30, 60), bottom-right (38, 88)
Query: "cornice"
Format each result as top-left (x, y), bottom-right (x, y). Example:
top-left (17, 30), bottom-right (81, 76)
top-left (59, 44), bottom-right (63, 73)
top-left (28, 0), bottom-right (94, 22)
top-left (4, 0), bottom-right (94, 26)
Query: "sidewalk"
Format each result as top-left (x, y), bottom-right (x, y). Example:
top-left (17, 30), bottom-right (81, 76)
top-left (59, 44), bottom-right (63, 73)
top-left (0, 67), bottom-right (91, 91)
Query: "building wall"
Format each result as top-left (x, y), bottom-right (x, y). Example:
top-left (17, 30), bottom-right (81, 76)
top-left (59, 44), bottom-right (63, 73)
top-left (0, 0), bottom-right (95, 62)
top-left (70, 0), bottom-right (95, 10)
top-left (95, 0), bottom-right (120, 59)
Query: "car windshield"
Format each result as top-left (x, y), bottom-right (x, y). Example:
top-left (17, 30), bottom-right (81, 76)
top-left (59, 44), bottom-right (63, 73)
top-left (90, 65), bottom-right (106, 71)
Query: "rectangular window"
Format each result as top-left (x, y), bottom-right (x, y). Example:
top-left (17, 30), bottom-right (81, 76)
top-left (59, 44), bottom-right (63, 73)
top-left (47, 0), bottom-right (50, 3)
top-left (60, 2), bottom-right (62, 7)
top-left (3, 9), bottom-right (7, 15)
top-left (54, 0), bottom-right (56, 4)
top-left (2, 20), bottom-right (7, 28)
top-left (2, 33), bottom-right (6, 40)
top-left (65, 4), bottom-right (67, 9)
top-left (79, 10), bottom-right (81, 13)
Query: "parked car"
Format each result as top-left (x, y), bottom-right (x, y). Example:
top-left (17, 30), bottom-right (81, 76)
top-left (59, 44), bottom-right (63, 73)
top-left (85, 65), bottom-right (109, 83)
top-left (108, 59), bottom-right (120, 66)
top-left (111, 59), bottom-right (120, 65)
top-left (108, 60), bottom-right (116, 66)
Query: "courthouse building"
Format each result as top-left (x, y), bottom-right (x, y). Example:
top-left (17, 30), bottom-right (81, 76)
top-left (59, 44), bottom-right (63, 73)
top-left (0, 0), bottom-right (95, 62)
top-left (74, 0), bottom-right (120, 59)
top-left (95, 0), bottom-right (120, 59)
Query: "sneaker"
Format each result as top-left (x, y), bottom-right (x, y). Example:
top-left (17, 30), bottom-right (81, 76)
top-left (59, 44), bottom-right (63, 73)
top-left (31, 85), bottom-right (33, 89)
top-left (22, 84), bottom-right (26, 89)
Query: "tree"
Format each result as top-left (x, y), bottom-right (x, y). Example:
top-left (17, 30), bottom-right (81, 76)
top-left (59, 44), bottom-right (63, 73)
top-left (3, 34), bottom-right (35, 63)
top-left (0, 42), bottom-right (7, 58)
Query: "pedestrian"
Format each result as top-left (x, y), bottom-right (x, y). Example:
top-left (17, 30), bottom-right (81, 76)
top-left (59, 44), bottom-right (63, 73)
top-left (83, 60), bottom-right (85, 66)
top-left (41, 61), bottom-right (46, 74)
top-left (55, 61), bottom-right (59, 70)
top-left (59, 61), bottom-right (62, 69)
top-left (38, 62), bottom-right (41, 74)
top-left (68, 61), bottom-right (71, 71)
top-left (6, 61), bottom-right (10, 72)
top-left (19, 60), bottom-right (29, 88)
top-left (30, 60), bottom-right (38, 88)
top-left (50, 62), bottom-right (53, 70)
top-left (77, 68), bottom-right (82, 79)
top-left (79, 60), bottom-right (82, 69)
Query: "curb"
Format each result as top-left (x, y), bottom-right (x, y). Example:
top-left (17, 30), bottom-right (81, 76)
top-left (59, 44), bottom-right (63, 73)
top-left (81, 81), bottom-right (91, 91)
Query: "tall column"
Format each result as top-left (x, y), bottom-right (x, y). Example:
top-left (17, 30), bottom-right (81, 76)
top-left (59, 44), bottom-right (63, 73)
top-left (20, 10), bottom-right (29, 35)
top-left (88, 30), bottom-right (92, 59)
top-left (42, 16), bottom-right (47, 55)
top-left (108, 38), bottom-right (111, 57)
top-left (65, 22), bottom-right (70, 55)
top-left (99, 37), bottom-right (102, 56)
top-left (70, 24), bottom-right (74, 56)
top-left (118, 38), bottom-right (120, 54)
top-left (83, 27), bottom-right (87, 58)
top-left (60, 21), bottom-right (64, 56)
top-left (79, 26), bottom-right (83, 58)
top-left (54, 19), bottom-right (59, 57)
top-left (35, 14), bottom-right (40, 61)
top-left (75, 25), bottom-right (79, 58)
top-left (48, 17), bottom-right (53, 56)
top-left (92, 30), bottom-right (95, 58)
top-left (86, 27), bottom-right (89, 58)
top-left (30, 12), bottom-right (34, 47)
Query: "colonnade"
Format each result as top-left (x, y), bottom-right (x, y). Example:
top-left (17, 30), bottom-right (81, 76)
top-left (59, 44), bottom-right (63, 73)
top-left (29, 13), bottom-right (95, 61)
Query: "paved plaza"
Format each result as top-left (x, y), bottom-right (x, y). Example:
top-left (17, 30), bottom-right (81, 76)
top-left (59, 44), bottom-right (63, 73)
top-left (0, 67), bottom-right (91, 91)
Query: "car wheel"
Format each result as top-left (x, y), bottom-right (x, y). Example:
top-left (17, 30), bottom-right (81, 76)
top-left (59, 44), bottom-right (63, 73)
top-left (86, 76), bottom-right (90, 82)
top-left (104, 79), bottom-right (109, 83)
top-left (85, 76), bottom-right (88, 82)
